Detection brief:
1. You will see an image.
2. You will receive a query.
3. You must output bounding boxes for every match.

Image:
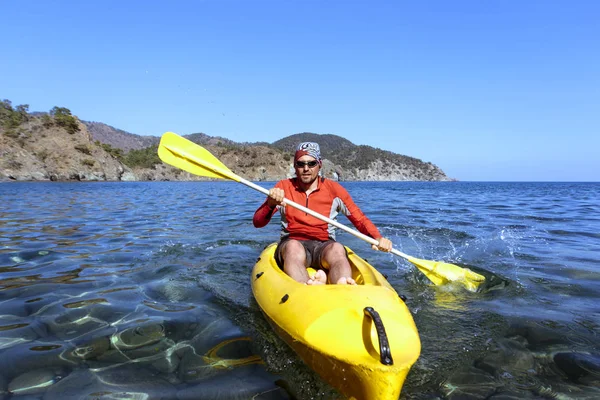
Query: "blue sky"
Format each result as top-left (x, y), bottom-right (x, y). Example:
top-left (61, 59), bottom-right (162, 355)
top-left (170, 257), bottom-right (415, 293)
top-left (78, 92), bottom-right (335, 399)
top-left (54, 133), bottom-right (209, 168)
top-left (2, 1), bottom-right (598, 181)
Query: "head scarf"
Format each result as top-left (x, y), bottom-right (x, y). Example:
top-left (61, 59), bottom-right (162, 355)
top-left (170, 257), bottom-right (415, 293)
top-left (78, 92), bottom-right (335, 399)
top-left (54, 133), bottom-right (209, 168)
top-left (294, 142), bottom-right (322, 165)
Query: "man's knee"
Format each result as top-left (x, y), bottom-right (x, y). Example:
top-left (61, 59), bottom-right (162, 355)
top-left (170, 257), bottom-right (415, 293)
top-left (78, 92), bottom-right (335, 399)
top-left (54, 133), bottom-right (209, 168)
top-left (325, 242), bottom-right (346, 257)
top-left (282, 240), bottom-right (306, 262)
top-left (321, 242), bottom-right (348, 267)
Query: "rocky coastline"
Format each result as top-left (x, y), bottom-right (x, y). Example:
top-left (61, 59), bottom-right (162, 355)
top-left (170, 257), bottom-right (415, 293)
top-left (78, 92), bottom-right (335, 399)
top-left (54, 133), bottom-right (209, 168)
top-left (1, 104), bottom-right (452, 182)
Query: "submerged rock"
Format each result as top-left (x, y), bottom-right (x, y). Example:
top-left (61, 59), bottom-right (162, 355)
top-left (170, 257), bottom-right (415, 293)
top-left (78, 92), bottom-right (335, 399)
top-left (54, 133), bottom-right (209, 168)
top-left (476, 337), bottom-right (535, 375)
top-left (42, 368), bottom-right (176, 400)
top-left (177, 364), bottom-right (289, 400)
top-left (441, 366), bottom-right (498, 399)
top-left (110, 323), bottom-right (166, 351)
top-left (553, 352), bottom-right (600, 385)
top-left (0, 341), bottom-right (76, 381)
top-left (8, 368), bottom-right (66, 396)
top-left (68, 336), bottom-right (111, 360)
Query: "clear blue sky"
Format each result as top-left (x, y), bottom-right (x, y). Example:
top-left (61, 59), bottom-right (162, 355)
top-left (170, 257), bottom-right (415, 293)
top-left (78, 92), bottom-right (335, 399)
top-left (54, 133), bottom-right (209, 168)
top-left (2, 1), bottom-right (598, 181)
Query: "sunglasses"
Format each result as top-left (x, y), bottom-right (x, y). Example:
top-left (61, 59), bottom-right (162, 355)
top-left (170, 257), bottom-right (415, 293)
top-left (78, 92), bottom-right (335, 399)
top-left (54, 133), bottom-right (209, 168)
top-left (294, 160), bottom-right (319, 168)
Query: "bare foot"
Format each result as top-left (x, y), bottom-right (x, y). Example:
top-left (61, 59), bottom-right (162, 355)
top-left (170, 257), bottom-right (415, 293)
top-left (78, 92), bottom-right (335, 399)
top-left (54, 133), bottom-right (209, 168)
top-left (335, 276), bottom-right (357, 285)
top-left (307, 269), bottom-right (327, 285)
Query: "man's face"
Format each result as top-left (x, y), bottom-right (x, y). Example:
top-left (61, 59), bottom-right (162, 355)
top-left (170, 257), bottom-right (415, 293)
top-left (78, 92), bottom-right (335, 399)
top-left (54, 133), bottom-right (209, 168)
top-left (294, 155), bottom-right (320, 185)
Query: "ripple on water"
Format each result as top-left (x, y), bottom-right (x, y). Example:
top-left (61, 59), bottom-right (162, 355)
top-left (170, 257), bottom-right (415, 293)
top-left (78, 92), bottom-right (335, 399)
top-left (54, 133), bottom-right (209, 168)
top-left (1, 181), bottom-right (599, 399)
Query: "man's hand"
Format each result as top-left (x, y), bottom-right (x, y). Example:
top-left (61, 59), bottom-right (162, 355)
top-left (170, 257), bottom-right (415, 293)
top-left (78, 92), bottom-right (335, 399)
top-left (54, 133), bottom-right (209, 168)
top-left (267, 188), bottom-right (285, 208)
top-left (372, 237), bottom-right (392, 252)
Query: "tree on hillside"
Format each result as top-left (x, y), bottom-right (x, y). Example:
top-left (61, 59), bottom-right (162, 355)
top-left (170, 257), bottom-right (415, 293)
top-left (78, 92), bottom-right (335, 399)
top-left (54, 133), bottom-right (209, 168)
top-left (122, 145), bottom-right (161, 169)
top-left (0, 99), bottom-right (29, 130)
top-left (50, 106), bottom-right (80, 134)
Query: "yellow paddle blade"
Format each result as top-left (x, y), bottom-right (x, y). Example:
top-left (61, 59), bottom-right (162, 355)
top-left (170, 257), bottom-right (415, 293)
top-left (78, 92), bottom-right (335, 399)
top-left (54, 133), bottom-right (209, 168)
top-left (408, 257), bottom-right (486, 292)
top-left (158, 132), bottom-right (240, 182)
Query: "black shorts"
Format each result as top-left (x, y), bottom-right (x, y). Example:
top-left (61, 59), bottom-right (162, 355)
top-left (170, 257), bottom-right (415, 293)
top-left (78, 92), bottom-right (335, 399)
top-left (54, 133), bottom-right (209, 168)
top-left (274, 238), bottom-right (343, 269)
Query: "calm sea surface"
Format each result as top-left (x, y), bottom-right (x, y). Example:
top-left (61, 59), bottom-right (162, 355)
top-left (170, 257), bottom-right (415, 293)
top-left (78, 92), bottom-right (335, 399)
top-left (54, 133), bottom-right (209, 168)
top-left (1, 181), bottom-right (599, 399)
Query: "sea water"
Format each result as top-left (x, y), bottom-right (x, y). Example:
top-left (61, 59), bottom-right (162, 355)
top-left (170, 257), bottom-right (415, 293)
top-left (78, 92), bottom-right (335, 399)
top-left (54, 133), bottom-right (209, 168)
top-left (1, 181), bottom-right (598, 399)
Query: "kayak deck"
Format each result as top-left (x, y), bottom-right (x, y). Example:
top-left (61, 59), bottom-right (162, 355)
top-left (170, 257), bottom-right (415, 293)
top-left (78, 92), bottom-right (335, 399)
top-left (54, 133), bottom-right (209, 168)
top-left (251, 243), bottom-right (421, 400)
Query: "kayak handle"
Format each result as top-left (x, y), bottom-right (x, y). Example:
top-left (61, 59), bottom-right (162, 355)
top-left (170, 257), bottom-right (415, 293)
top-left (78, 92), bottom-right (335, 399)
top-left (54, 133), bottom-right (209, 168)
top-left (363, 307), bottom-right (393, 365)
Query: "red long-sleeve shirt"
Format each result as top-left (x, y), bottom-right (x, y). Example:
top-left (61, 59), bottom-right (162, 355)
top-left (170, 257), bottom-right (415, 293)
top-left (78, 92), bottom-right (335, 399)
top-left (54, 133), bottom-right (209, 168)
top-left (253, 178), bottom-right (381, 241)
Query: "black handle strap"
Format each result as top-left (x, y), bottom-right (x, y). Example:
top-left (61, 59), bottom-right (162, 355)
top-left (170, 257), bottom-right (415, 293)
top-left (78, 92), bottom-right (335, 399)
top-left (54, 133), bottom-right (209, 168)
top-left (364, 306), bottom-right (394, 365)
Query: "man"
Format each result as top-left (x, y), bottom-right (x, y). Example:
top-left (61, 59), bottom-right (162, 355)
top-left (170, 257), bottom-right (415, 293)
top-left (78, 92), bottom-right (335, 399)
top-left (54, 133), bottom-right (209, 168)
top-left (253, 141), bottom-right (392, 285)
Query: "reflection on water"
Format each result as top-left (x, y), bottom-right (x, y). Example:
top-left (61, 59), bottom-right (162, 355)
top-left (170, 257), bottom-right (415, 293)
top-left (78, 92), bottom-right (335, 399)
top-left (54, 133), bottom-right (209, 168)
top-left (0, 184), bottom-right (290, 398)
top-left (0, 269), bottom-right (288, 398)
top-left (1, 181), bottom-right (599, 399)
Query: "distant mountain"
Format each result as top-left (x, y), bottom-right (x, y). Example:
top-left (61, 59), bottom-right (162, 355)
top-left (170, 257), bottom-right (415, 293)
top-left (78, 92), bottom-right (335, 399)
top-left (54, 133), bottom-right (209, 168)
top-left (83, 121), bottom-right (158, 151)
top-left (185, 132), bottom-right (239, 147)
top-left (274, 132), bottom-right (423, 167)
top-left (273, 132), bottom-right (356, 156)
top-left (83, 122), bottom-right (243, 150)
top-left (83, 121), bottom-right (451, 181)
top-left (272, 132), bottom-right (449, 181)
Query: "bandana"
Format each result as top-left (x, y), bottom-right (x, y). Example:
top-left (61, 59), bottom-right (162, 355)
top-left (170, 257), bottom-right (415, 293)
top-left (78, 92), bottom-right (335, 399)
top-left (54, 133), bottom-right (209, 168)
top-left (294, 142), bottom-right (322, 164)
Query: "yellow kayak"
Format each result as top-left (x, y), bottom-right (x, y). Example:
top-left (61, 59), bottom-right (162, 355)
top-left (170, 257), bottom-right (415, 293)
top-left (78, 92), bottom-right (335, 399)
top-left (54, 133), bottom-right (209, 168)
top-left (251, 243), bottom-right (421, 400)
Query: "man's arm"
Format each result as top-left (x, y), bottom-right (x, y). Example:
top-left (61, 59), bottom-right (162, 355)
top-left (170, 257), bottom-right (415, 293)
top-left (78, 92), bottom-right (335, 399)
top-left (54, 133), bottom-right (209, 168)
top-left (253, 185), bottom-right (284, 228)
top-left (253, 201), bottom-right (277, 228)
top-left (333, 182), bottom-right (392, 251)
top-left (334, 184), bottom-right (381, 238)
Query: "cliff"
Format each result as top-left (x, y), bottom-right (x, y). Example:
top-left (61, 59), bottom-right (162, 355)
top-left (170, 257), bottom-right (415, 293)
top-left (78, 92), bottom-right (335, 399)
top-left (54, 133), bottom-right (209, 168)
top-left (1, 113), bottom-right (134, 182)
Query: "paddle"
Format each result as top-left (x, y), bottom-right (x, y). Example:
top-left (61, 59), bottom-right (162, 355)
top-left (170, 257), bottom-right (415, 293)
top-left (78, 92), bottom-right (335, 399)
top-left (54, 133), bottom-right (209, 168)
top-left (158, 132), bottom-right (486, 292)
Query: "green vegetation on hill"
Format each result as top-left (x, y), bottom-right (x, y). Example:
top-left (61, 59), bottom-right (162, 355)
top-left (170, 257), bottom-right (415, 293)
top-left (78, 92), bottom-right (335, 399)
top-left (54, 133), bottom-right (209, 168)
top-left (95, 141), bottom-right (124, 159)
top-left (1, 100), bottom-right (29, 128)
top-left (121, 145), bottom-right (161, 169)
top-left (91, 140), bottom-right (161, 169)
top-left (1, 100), bottom-right (30, 137)
top-left (1, 100), bottom-right (80, 136)
top-left (49, 107), bottom-right (80, 134)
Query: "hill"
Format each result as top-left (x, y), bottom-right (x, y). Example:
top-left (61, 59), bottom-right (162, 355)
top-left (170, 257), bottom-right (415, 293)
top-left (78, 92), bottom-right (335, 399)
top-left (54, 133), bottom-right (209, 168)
top-left (83, 121), bottom-right (158, 151)
top-left (272, 133), bottom-right (447, 181)
top-left (1, 102), bottom-right (133, 181)
top-left (1, 99), bottom-right (452, 182)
